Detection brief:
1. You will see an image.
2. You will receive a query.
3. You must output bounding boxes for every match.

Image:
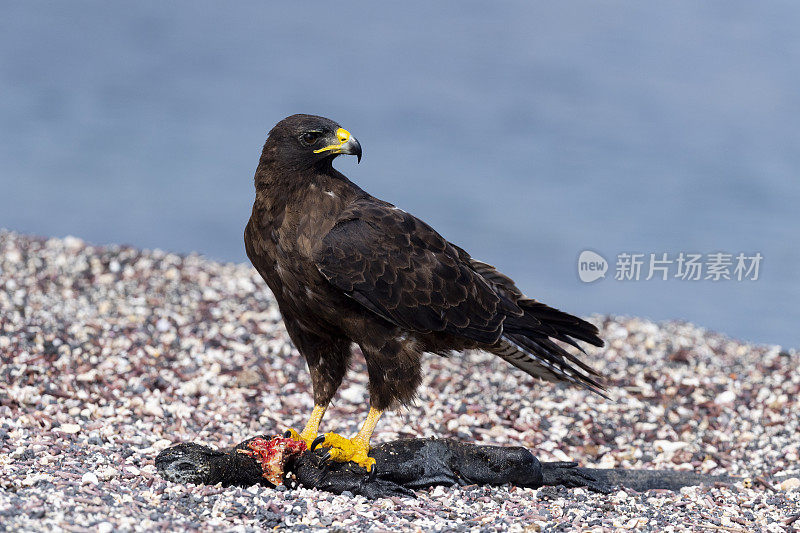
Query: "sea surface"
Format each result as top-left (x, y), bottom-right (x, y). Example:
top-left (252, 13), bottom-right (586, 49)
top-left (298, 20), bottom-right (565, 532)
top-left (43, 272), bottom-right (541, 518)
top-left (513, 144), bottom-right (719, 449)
top-left (1, 2), bottom-right (798, 347)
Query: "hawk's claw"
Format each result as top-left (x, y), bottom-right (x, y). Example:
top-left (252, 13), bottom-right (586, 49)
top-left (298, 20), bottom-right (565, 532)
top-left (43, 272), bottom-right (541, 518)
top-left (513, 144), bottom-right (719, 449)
top-left (310, 435), bottom-right (326, 451)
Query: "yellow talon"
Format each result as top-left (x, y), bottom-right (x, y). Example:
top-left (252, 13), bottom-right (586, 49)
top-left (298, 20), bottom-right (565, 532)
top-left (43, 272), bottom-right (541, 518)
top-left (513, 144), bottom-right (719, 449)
top-left (320, 432), bottom-right (376, 471)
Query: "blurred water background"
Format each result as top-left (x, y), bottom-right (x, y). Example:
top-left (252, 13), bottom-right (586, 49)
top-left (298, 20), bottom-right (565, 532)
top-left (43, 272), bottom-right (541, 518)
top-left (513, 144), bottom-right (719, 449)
top-left (1, 2), bottom-right (798, 347)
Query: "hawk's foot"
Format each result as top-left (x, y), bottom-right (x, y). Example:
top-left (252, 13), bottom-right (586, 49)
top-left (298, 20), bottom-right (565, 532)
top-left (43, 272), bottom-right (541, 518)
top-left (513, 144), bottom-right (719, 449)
top-left (319, 432), bottom-right (376, 471)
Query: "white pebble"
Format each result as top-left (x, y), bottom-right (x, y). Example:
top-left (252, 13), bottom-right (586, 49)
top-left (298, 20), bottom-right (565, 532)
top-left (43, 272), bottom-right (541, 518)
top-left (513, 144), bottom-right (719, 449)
top-left (653, 440), bottom-right (689, 454)
top-left (714, 390), bottom-right (736, 404)
top-left (96, 466), bottom-right (118, 481)
top-left (339, 385), bottom-right (365, 404)
top-left (551, 449), bottom-right (572, 462)
top-left (779, 477), bottom-right (800, 491)
top-left (63, 235), bottom-right (84, 249)
top-left (143, 398), bottom-right (164, 417)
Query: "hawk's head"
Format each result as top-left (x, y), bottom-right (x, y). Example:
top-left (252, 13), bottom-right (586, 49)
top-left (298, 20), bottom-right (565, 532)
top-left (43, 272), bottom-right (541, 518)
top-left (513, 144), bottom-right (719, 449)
top-left (264, 114), bottom-right (362, 169)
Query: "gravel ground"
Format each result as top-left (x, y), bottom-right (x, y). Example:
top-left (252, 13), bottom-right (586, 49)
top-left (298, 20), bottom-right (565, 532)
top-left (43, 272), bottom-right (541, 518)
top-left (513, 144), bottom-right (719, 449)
top-left (1, 230), bottom-right (798, 532)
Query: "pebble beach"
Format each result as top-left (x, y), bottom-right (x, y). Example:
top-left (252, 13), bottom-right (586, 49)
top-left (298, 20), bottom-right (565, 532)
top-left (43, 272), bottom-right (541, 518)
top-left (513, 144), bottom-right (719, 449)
top-left (0, 230), bottom-right (798, 532)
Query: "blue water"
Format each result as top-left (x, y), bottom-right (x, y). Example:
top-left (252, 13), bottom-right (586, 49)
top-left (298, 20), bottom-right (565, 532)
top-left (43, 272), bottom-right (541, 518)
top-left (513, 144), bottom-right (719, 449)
top-left (1, 2), bottom-right (798, 347)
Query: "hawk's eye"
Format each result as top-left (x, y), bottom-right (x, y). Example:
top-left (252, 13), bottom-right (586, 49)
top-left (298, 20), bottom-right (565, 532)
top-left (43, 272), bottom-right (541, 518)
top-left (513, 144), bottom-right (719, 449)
top-left (301, 131), bottom-right (323, 145)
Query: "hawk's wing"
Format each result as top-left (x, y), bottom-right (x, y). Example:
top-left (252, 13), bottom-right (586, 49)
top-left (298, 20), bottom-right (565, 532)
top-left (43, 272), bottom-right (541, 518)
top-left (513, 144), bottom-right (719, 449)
top-left (314, 200), bottom-right (522, 344)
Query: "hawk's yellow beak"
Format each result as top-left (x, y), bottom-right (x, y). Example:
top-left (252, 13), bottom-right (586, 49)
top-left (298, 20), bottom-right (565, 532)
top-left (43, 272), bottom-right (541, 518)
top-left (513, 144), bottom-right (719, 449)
top-left (314, 128), bottom-right (362, 163)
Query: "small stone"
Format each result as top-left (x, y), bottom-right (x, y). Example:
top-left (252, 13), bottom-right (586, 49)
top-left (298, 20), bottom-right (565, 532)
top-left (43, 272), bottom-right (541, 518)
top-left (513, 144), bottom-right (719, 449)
top-left (143, 398), bottom-right (164, 417)
top-left (63, 235), bottom-right (84, 249)
top-left (76, 369), bottom-right (97, 382)
top-left (96, 466), bottom-right (118, 481)
top-left (714, 390), bottom-right (736, 404)
top-left (624, 517), bottom-right (646, 529)
top-left (778, 477), bottom-right (800, 491)
top-left (97, 522), bottom-right (114, 533)
top-left (21, 473), bottom-right (50, 487)
top-left (180, 381), bottom-right (199, 396)
top-left (339, 385), bottom-right (364, 404)
top-left (551, 449), bottom-right (572, 462)
top-left (81, 472), bottom-right (99, 485)
top-left (235, 369), bottom-right (261, 388)
top-left (59, 423), bottom-right (80, 434)
top-left (597, 453), bottom-right (616, 468)
top-left (653, 440), bottom-right (689, 454)
top-left (153, 439), bottom-right (174, 451)
top-left (700, 459), bottom-right (718, 473)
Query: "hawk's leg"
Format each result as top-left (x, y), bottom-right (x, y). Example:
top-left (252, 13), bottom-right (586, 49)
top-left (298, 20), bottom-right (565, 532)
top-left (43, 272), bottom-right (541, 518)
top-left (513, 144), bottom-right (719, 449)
top-left (317, 338), bottom-right (420, 471)
top-left (286, 404), bottom-right (328, 448)
top-left (281, 324), bottom-right (351, 449)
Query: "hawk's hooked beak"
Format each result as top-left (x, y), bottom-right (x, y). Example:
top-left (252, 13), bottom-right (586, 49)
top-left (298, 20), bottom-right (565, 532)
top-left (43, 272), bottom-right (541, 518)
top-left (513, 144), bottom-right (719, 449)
top-left (314, 128), bottom-right (362, 163)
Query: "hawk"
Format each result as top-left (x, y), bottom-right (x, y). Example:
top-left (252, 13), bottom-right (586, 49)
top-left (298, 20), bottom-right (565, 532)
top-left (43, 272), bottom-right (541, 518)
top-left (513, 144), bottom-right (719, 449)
top-left (244, 114), bottom-right (604, 470)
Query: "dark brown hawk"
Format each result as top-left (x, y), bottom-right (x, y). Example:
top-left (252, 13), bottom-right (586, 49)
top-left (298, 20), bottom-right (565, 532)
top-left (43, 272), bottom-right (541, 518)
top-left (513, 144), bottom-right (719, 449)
top-left (244, 114), bottom-right (604, 469)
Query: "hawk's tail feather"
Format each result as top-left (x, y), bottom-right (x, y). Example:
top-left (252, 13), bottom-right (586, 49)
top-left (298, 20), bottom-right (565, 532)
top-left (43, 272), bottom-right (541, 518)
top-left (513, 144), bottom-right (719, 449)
top-left (491, 335), bottom-right (608, 399)
top-left (512, 300), bottom-right (604, 348)
top-left (507, 333), bottom-right (600, 380)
